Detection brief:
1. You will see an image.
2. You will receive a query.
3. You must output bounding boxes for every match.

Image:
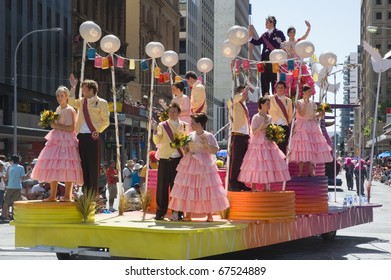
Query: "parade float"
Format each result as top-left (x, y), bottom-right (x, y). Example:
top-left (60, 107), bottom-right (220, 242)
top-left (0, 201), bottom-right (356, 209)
top-left (11, 23), bottom-right (381, 260)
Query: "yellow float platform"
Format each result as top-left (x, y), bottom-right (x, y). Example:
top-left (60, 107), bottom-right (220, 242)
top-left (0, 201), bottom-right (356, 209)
top-left (12, 200), bottom-right (378, 259)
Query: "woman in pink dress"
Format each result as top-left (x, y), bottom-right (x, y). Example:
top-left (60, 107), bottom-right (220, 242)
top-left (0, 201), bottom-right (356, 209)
top-left (171, 81), bottom-right (191, 126)
top-left (31, 86), bottom-right (83, 201)
top-left (289, 85), bottom-right (333, 176)
top-left (238, 97), bottom-right (291, 191)
top-left (169, 113), bottom-right (229, 222)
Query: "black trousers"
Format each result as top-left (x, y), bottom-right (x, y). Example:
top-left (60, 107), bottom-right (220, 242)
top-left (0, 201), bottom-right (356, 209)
top-left (277, 125), bottom-right (290, 155)
top-left (261, 63), bottom-right (277, 96)
top-left (156, 157), bottom-right (181, 217)
top-left (78, 133), bottom-right (100, 193)
top-left (228, 134), bottom-right (249, 190)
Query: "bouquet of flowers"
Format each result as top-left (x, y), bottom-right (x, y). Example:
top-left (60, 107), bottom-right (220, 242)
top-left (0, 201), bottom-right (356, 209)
top-left (38, 110), bottom-right (60, 128)
top-left (316, 102), bottom-right (333, 113)
top-left (158, 108), bottom-right (169, 123)
top-left (170, 132), bottom-right (191, 149)
top-left (266, 124), bottom-right (286, 144)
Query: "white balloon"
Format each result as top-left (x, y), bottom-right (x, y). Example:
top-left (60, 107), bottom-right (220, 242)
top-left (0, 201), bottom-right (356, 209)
top-left (100, 35), bottom-right (121, 53)
top-left (269, 49), bottom-right (287, 65)
top-left (161, 51), bottom-right (179, 67)
top-left (228, 25), bottom-right (249, 46)
top-left (295, 40), bottom-right (315, 58)
top-left (79, 21), bottom-right (101, 42)
top-left (197, 58), bottom-right (213, 73)
top-left (319, 52), bottom-right (337, 67)
top-left (145, 42), bottom-right (165, 58)
top-left (222, 39), bottom-right (240, 59)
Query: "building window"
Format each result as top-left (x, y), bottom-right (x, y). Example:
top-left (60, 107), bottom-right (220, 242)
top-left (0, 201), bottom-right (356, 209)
top-left (47, 7), bottom-right (52, 27)
top-left (38, 2), bottom-right (42, 25)
top-left (376, 0), bottom-right (382, 4)
top-left (179, 40), bottom-right (186, 53)
top-left (17, 0), bottom-right (23, 15)
top-left (179, 60), bottom-right (186, 75)
top-left (376, 44), bottom-right (381, 50)
top-left (388, 12), bottom-right (391, 19)
top-left (180, 17), bottom-right (186, 32)
top-left (376, 12), bottom-right (382, 20)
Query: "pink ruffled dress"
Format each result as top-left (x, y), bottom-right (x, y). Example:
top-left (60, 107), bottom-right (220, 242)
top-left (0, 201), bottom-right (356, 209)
top-left (238, 113), bottom-right (291, 184)
top-left (31, 105), bottom-right (84, 185)
top-left (289, 99), bottom-right (333, 164)
top-left (168, 131), bottom-right (229, 213)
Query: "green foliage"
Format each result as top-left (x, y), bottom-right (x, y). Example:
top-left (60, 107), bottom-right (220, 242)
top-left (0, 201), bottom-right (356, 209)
top-left (75, 188), bottom-right (96, 223)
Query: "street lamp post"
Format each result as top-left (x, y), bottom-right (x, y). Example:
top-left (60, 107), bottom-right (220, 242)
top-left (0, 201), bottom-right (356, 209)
top-left (13, 27), bottom-right (62, 154)
top-left (366, 25), bottom-right (391, 33)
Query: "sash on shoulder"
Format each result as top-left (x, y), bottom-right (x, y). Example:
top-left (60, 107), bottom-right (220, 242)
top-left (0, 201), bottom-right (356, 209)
top-left (162, 121), bottom-right (183, 157)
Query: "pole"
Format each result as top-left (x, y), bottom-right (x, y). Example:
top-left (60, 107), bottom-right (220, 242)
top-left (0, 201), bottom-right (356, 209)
top-left (333, 74), bottom-right (337, 202)
top-left (225, 54), bottom-right (237, 192)
top-left (109, 54), bottom-right (122, 196)
top-left (79, 41), bottom-right (87, 98)
top-left (13, 28), bottom-right (62, 154)
top-left (367, 73), bottom-right (382, 203)
top-left (358, 93), bottom-right (363, 204)
top-left (145, 58), bottom-right (156, 192)
top-left (284, 58), bottom-right (304, 190)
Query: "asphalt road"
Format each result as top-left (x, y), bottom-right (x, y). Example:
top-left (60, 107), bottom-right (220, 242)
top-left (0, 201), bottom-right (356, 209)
top-left (1, 173), bottom-right (390, 260)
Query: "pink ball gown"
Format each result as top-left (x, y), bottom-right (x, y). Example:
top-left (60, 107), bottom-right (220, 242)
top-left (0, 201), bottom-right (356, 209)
top-left (31, 105), bottom-right (84, 185)
top-left (289, 99), bottom-right (333, 164)
top-left (238, 113), bottom-right (291, 184)
top-left (169, 131), bottom-right (229, 213)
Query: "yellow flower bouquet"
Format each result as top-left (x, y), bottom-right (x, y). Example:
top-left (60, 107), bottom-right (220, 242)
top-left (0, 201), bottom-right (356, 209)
top-left (158, 108), bottom-right (169, 123)
top-left (266, 124), bottom-right (286, 144)
top-left (316, 102), bottom-right (333, 113)
top-left (170, 132), bottom-right (191, 149)
top-left (38, 109), bottom-right (60, 128)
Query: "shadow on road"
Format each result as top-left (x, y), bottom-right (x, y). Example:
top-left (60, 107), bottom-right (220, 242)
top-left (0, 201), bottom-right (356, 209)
top-left (201, 235), bottom-right (389, 260)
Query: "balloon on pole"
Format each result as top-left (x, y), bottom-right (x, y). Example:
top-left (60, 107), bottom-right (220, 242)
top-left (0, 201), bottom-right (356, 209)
top-left (145, 42), bottom-right (164, 197)
top-left (100, 34), bottom-right (123, 203)
top-left (161, 50), bottom-right (179, 85)
top-left (197, 57), bottom-right (213, 85)
top-left (79, 21), bottom-right (102, 97)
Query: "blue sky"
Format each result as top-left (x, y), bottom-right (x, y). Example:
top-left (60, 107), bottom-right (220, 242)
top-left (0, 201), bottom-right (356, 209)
top-left (249, 0), bottom-right (361, 129)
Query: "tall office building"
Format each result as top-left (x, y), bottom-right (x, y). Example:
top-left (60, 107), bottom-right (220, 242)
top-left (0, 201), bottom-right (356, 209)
top-left (360, 0), bottom-right (391, 154)
top-left (0, 0), bottom-right (72, 160)
top-left (214, 0), bottom-right (256, 142)
top-left (341, 52), bottom-right (359, 156)
top-left (178, 0), bottom-right (214, 130)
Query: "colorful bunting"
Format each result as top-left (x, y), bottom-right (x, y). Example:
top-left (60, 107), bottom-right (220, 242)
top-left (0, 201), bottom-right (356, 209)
top-left (257, 63), bottom-right (264, 73)
top-left (116, 56), bottom-right (125, 68)
top-left (287, 60), bottom-right (294, 71)
top-left (94, 56), bottom-right (102, 68)
top-left (87, 48), bottom-right (96, 60)
top-left (101, 57), bottom-right (109, 69)
top-left (154, 67), bottom-right (161, 78)
top-left (129, 59), bottom-right (135, 70)
top-left (272, 63), bottom-right (279, 73)
top-left (140, 60), bottom-right (149, 71)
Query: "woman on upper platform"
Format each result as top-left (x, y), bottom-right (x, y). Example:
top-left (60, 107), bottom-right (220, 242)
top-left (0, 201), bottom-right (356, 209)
top-left (171, 81), bottom-right (191, 126)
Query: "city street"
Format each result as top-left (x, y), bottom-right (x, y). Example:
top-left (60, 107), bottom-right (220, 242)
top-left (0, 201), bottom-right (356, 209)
top-left (1, 173), bottom-right (391, 260)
